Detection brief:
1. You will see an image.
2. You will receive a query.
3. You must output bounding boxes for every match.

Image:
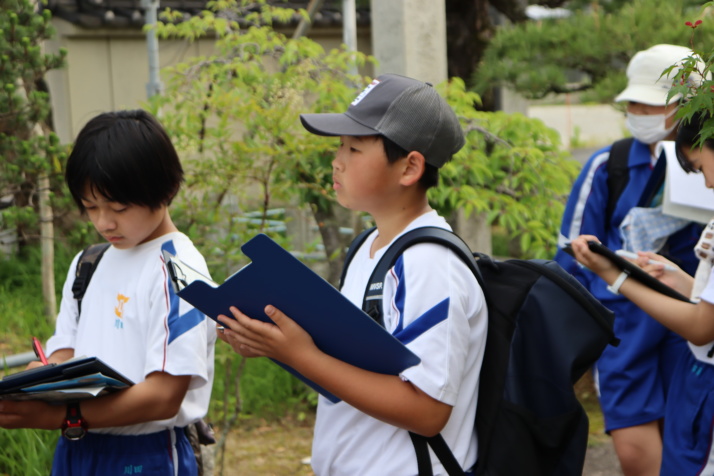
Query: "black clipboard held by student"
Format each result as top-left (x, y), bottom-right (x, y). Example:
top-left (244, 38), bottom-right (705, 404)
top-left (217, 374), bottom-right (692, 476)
top-left (562, 240), bottom-right (694, 303)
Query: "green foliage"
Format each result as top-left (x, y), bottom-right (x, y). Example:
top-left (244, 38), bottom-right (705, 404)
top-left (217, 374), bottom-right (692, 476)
top-left (432, 79), bottom-right (580, 259)
top-left (151, 0), bottom-right (371, 283)
top-left (476, 0), bottom-right (708, 102)
top-left (0, 429), bottom-right (56, 475)
top-left (0, 246), bottom-right (71, 474)
top-left (0, 244), bottom-right (74, 349)
top-left (0, 0), bottom-right (67, 245)
top-left (665, 2), bottom-right (714, 147)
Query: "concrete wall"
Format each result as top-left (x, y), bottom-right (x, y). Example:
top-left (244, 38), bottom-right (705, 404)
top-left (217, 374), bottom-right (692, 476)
top-left (370, 0), bottom-right (447, 83)
top-left (528, 103), bottom-right (626, 150)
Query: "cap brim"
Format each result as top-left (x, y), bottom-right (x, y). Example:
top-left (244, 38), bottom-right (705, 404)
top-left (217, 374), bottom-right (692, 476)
top-left (300, 113), bottom-right (378, 137)
top-left (614, 85), bottom-right (675, 106)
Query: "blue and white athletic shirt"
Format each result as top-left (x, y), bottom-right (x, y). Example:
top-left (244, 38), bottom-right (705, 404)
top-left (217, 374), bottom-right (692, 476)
top-left (47, 232), bottom-right (216, 436)
top-left (311, 211), bottom-right (488, 476)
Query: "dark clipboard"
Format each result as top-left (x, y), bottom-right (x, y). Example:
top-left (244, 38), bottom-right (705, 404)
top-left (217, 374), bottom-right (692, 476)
top-left (163, 233), bottom-right (421, 403)
top-left (0, 356), bottom-right (134, 399)
top-left (563, 241), bottom-right (694, 303)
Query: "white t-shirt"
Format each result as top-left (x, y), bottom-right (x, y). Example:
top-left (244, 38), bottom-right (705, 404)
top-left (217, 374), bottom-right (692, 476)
top-left (47, 232), bottom-right (216, 435)
top-left (311, 211), bottom-right (488, 476)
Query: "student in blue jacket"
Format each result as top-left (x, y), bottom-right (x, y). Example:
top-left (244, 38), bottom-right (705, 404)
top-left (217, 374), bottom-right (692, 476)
top-left (555, 44), bottom-right (704, 476)
top-left (569, 110), bottom-right (714, 476)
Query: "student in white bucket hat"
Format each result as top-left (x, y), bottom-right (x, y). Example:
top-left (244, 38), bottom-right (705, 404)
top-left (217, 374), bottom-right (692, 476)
top-left (555, 44), bottom-right (705, 476)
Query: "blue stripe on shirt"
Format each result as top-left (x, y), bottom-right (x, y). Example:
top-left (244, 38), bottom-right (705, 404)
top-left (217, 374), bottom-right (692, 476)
top-left (162, 241), bottom-right (205, 344)
top-left (394, 298), bottom-right (450, 345)
top-left (389, 255), bottom-right (450, 345)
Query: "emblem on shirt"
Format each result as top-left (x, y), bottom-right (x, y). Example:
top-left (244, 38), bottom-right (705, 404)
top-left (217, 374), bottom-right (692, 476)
top-left (115, 293), bottom-right (129, 329)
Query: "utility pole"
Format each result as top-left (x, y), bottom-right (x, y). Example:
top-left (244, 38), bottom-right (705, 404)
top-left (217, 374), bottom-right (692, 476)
top-left (369, 0), bottom-right (491, 253)
top-left (343, 0), bottom-right (358, 75)
top-left (369, 0), bottom-right (448, 85)
top-left (141, 0), bottom-right (162, 98)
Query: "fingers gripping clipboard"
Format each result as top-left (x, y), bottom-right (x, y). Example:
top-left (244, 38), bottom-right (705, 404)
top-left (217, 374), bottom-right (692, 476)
top-left (563, 241), bottom-right (694, 303)
top-left (163, 233), bottom-right (421, 403)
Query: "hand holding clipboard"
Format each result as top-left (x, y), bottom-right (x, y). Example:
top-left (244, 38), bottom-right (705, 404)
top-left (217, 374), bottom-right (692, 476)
top-left (563, 240), bottom-right (694, 303)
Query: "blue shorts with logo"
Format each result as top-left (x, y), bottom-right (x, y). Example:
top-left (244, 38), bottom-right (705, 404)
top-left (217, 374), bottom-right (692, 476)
top-left (51, 427), bottom-right (197, 476)
top-left (661, 350), bottom-right (714, 476)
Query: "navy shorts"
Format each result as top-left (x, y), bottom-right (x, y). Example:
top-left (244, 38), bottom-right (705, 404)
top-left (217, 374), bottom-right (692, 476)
top-left (595, 308), bottom-right (687, 432)
top-left (51, 427), bottom-right (197, 476)
top-left (661, 350), bottom-right (714, 475)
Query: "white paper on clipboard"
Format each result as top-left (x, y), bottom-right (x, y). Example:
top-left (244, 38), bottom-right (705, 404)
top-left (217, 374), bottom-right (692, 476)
top-left (659, 140), bottom-right (714, 224)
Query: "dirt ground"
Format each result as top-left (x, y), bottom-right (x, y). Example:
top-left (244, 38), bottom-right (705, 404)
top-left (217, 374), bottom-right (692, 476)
top-left (212, 412), bottom-right (624, 476)
top-left (208, 371), bottom-right (622, 475)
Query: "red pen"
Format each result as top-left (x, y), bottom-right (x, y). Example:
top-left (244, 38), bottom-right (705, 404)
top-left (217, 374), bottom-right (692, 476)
top-left (32, 336), bottom-right (49, 365)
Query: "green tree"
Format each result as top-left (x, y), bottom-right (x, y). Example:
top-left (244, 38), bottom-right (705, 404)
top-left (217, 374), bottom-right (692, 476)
top-left (435, 79), bottom-right (579, 259)
top-left (0, 0), bottom-right (67, 322)
top-left (474, 0), bottom-right (711, 104)
top-left (152, 0), bottom-right (370, 285)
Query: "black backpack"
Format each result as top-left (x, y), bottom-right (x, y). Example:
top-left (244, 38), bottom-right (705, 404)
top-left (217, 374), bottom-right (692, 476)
top-left (340, 226), bottom-right (619, 476)
top-left (605, 137), bottom-right (635, 223)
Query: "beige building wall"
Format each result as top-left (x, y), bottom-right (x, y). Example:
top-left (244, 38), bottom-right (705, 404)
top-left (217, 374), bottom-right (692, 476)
top-left (46, 19), bottom-right (217, 143)
top-left (45, 19), bottom-right (371, 145)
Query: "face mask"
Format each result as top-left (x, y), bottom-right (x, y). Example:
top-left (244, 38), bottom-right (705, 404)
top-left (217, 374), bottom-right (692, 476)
top-left (625, 110), bottom-right (678, 145)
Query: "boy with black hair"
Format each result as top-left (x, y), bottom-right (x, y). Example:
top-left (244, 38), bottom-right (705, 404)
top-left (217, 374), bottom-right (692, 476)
top-left (0, 109), bottom-right (216, 475)
top-left (217, 73), bottom-right (488, 475)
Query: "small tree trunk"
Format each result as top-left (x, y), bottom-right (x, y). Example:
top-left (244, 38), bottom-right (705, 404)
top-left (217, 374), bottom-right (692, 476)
top-left (34, 124), bottom-right (56, 323)
top-left (39, 172), bottom-right (56, 323)
top-left (312, 204), bottom-right (351, 286)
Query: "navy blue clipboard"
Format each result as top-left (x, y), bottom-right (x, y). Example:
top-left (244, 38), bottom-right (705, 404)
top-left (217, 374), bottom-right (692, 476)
top-left (0, 356), bottom-right (134, 395)
top-left (164, 233), bottom-right (421, 403)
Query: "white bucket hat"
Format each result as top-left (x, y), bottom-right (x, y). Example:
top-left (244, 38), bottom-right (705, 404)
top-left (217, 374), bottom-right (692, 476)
top-left (615, 44), bottom-right (705, 106)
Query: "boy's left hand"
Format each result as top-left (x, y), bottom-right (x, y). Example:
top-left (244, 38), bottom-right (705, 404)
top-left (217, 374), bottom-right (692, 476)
top-left (217, 305), bottom-right (318, 367)
top-left (0, 400), bottom-right (63, 430)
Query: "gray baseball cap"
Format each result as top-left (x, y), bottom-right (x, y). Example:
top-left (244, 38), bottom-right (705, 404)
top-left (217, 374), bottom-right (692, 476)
top-left (300, 74), bottom-right (465, 168)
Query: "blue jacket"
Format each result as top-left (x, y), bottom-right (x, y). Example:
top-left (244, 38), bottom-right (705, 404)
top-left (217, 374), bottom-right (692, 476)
top-left (554, 139), bottom-right (702, 307)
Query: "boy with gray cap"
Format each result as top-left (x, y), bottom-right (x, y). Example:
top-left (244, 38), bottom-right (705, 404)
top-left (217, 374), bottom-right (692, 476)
top-left (554, 45), bottom-right (704, 476)
top-left (217, 73), bottom-right (488, 475)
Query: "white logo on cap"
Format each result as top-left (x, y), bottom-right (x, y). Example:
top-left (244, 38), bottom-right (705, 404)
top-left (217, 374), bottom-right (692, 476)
top-left (351, 79), bottom-right (381, 106)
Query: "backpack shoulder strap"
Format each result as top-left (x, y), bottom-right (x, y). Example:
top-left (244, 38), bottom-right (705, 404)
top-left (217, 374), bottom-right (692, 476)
top-left (361, 226), bottom-right (485, 325)
top-left (339, 226), bottom-right (377, 290)
top-left (605, 137), bottom-right (635, 222)
top-left (71, 242), bottom-right (111, 319)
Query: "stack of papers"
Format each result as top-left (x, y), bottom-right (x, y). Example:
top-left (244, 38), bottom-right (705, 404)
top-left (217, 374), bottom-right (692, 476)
top-left (0, 356), bottom-right (133, 404)
top-left (660, 141), bottom-right (714, 224)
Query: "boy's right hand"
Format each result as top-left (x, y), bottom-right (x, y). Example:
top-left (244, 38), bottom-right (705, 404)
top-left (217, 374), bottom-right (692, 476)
top-left (217, 305), bottom-right (319, 367)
